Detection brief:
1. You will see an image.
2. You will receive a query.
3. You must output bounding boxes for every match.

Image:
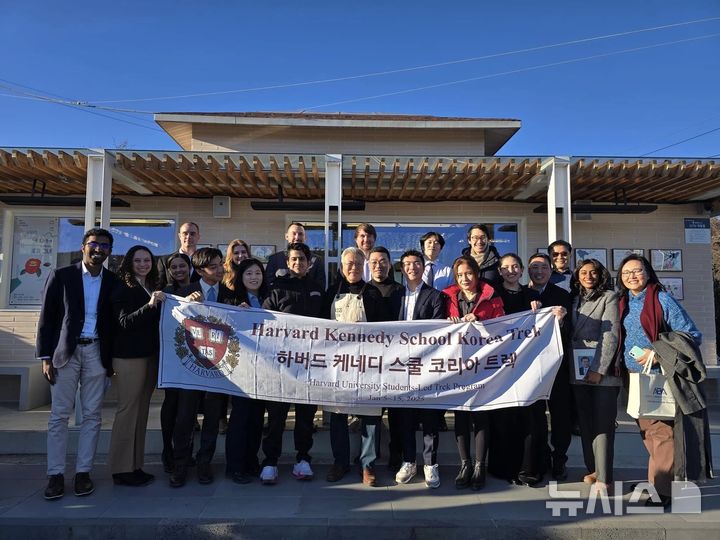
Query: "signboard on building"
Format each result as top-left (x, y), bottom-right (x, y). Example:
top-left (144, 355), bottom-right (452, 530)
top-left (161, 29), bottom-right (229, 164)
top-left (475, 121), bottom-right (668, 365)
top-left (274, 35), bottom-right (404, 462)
top-left (9, 217), bottom-right (58, 305)
top-left (684, 218), bottom-right (711, 244)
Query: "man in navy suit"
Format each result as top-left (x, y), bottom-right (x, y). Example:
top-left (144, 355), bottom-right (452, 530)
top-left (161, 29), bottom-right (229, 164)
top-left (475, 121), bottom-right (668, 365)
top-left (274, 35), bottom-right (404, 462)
top-left (264, 222), bottom-right (325, 288)
top-left (393, 249), bottom-right (447, 489)
top-left (37, 228), bottom-right (118, 500)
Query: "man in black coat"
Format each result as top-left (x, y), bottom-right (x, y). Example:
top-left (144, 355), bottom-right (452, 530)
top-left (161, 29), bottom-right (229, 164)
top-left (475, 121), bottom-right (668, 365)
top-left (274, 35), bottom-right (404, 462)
top-left (393, 249), bottom-right (447, 489)
top-left (528, 252), bottom-right (573, 481)
top-left (37, 228), bottom-right (118, 500)
top-left (258, 242), bottom-right (325, 485)
top-left (264, 222), bottom-right (325, 288)
top-left (169, 247), bottom-right (235, 488)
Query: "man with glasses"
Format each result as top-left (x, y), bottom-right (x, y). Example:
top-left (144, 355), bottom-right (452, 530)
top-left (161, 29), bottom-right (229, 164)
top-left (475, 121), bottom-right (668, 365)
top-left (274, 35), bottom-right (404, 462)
top-left (38, 228), bottom-right (118, 500)
top-left (548, 240), bottom-right (573, 292)
top-left (462, 224), bottom-right (500, 286)
top-left (394, 250), bottom-right (447, 488)
top-left (367, 247), bottom-right (405, 471)
top-left (528, 253), bottom-right (573, 481)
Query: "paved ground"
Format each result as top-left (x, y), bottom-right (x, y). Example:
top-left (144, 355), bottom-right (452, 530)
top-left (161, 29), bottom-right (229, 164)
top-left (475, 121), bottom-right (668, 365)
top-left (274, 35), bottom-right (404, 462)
top-left (1, 401), bottom-right (719, 538)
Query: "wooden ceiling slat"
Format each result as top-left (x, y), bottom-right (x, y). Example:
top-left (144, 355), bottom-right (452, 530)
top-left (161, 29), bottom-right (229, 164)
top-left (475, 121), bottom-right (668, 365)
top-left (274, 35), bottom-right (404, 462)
top-left (349, 157), bottom-right (358, 198)
top-left (225, 157), bottom-right (252, 197)
top-left (252, 156), bottom-right (272, 196)
top-left (397, 159), bottom-right (414, 199)
top-left (160, 155), bottom-right (199, 196)
top-left (434, 159), bottom-right (457, 200)
top-left (421, 159), bottom-right (443, 200)
top-left (296, 157), bottom-right (310, 197)
top-left (310, 157), bottom-right (320, 198)
top-left (207, 155), bottom-right (242, 198)
top-left (192, 155), bottom-right (223, 194)
top-left (237, 156), bottom-right (262, 196)
top-left (362, 158), bottom-right (371, 199)
top-left (373, 158), bottom-right (386, 199)
top-left (282, 157), bottom-right (297, 190)
top-left (386, 159), bottom-right (401, 198)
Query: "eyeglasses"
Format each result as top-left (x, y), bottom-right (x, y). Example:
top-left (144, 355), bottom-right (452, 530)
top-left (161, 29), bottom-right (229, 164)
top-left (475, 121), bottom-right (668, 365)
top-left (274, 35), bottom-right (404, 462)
top-left (469, 236), bottom-right (488, 242)
top-left (84, 241), bottom-right (111, 250)
top-left (621, 269), bottom-right (645, 277)
top-left (551, 251), bottom-right (569, 258)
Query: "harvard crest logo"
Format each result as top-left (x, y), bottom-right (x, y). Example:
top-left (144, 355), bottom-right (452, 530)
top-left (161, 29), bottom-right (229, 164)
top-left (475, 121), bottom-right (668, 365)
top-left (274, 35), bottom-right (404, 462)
top-left (174, 315), bottom-right (240, 378)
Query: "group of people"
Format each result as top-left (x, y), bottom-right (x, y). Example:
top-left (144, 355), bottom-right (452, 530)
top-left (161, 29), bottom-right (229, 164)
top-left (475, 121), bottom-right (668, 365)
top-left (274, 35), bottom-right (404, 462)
top-left (38, 221), bottom-right (712, 509)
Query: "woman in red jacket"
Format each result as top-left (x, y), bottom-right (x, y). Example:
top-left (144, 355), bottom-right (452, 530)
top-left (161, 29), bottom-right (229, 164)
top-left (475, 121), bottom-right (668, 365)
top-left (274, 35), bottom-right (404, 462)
top-left (443, 256), bottom-right (504, 490)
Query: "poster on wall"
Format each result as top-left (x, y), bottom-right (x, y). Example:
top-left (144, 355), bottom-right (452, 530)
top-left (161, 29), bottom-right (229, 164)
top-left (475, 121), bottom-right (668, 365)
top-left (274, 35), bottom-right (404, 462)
top-left (684, 218), bottom-right (710, 244)
top-left (9, 217), bottom-right (58, 305)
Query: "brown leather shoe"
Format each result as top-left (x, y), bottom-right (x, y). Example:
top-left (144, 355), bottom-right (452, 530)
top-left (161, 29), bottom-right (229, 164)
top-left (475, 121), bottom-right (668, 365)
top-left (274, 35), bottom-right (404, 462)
top-left (362, 467), bottom-right (377, 487)
top-left (326, 464), bottom-right (350, 482)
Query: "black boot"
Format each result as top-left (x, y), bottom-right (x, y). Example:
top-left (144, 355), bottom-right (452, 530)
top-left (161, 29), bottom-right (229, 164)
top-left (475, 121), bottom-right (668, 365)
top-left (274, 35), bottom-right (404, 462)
top-left (455, 460), bottom-right (472, 489)
top-left (471, 462), bottom-right (486, 490)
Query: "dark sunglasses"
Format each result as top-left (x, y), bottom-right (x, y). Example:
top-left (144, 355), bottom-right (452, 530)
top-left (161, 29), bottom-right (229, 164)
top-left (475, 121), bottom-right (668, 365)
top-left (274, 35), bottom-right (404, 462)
top-left (85, 241), bottom-right (111, 250)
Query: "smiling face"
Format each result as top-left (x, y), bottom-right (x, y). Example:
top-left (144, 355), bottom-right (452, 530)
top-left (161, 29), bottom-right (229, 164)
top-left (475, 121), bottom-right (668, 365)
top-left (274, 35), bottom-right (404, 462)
top-left (620, 259), bottom-right (648, 295)
top-left (578, 263), bottom-right (599, 291)
top-left (132, 249), bottom-right (153, 280)
top-left (422, 235), bottom-right (442, 262)
top-left (168, 257), bottom-right (190, 284)
top-left (178, 223), bottom-right (200, 253)
top-left (455, 262), bottom-right (478, 294)
top-left (342, 253), bottom-right (364, 283)
top-left (355, 230), bottom-right (375, 255)
top-left (232, 244), bottom-right (249, 264)
top-left (550, 245), bottom-right (570, 272)
top-left (285, 225), bottom-right (306, 244)
top-left (401, 255), bottom-right (424, 286)
top-left (81, 235), bottom-right (111, 269)
top-left (468, 227), bottom-right (489, 256)
top-left (528, 257), bottom-right (552, 287)
top-left (287, 249), bottom-right (309, 277)
top-left (499, 256), bottom-right (523, 287)
top-left (368, 251), bottom-right (391, 282)
top-left (242, 263), bottom-right (264, 294)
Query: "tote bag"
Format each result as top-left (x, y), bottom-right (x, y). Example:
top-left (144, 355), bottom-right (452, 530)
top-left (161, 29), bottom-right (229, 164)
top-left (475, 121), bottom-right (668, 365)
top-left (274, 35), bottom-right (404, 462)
top-left (626, 358), bottom-right (675, 420)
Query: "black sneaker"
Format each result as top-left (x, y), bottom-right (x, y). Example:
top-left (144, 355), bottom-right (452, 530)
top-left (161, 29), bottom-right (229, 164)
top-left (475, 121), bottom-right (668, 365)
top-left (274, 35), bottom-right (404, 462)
top-left (44, 474), bottom-right (64, 500)
top-left (74, 472), bottom-right (94, 496)
top-left (231, 471), bottom-right (253, 484)
top-left (551, 457), bottom-right (568, 481)
top-left (133, 469), bottom-right (155, 486)
top-left (169, 464), bottom-right (187, 488)
top-left (455, 460), bottom-right (472, 489)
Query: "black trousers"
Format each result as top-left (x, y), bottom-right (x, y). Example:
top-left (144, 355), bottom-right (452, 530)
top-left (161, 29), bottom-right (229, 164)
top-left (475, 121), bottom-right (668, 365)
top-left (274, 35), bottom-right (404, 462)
top-left (398, 408), bottom-right (440, 465)
top-left (387, 408), bottom-right (403, 463)
top-left (160, 388), bottom-right (179, 461)
top-left (454, 410), bottom-right (488, 464)
top-left (172, 390), bottom-right (225, 465)
top-left (547, 356), bottom-right (573, 464)
top-left (225, 395), bottom-right (265, 475)
top-left (261, 401), bottom-right (317, 466)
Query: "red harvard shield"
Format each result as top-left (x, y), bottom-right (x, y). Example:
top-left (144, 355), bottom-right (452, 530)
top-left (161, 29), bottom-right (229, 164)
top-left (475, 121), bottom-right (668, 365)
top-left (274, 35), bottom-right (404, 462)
top-left (183, 318), bottom-right (231, 369)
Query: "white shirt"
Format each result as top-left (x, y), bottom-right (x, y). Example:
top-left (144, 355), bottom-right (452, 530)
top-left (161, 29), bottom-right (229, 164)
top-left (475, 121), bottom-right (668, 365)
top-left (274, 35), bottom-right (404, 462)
top-left (199, 279), bottom-right (219, 302)
top-left (80, 262), bottom-right (103, 338)
top-left (401, 285), bottom-right (421, 321)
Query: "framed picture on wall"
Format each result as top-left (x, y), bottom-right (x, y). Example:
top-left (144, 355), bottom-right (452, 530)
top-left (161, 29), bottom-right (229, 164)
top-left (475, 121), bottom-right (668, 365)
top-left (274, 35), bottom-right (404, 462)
top-left (650, 249), bottom-right (683, 272)
top-left (251, 244), bottom-right (275, 263)
top-left (217, 243), bottom-right (229, 254)
top-left (536, 247), bottom-right (549, 255)
top-left (574, 248), bottom-right (607, 268)
top-left (611, 248), bottom-right (644, 271)
top-left (661, 277), bottom-right (684, 300)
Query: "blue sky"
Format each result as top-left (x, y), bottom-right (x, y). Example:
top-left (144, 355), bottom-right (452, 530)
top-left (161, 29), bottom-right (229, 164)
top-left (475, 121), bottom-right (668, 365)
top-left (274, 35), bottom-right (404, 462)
top-left (1, 0), bottom-right (718, 158)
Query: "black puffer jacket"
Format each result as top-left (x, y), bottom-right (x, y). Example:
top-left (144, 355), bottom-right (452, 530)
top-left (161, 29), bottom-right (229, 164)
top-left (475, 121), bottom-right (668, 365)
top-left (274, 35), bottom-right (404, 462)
top-left (262, 274), bottom-right (325, 317)
top-left (461, 244), bottom-right (501, 286)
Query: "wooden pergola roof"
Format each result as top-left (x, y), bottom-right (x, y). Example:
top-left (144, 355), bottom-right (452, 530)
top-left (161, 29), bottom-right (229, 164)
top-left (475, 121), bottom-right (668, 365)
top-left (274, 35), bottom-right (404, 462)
top-left (1, 148), bottom-right (719, 204)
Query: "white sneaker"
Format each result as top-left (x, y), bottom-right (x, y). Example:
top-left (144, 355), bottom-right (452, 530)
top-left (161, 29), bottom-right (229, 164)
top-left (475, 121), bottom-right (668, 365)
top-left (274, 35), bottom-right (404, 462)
top-left (260, 465), bottom-right (278, 485)
top-left (292, 460), bottom-right (314, 480)
top-left (424, 464), bottom-right (440, 489)
top-left (395, 461), bottom-right (417, 484)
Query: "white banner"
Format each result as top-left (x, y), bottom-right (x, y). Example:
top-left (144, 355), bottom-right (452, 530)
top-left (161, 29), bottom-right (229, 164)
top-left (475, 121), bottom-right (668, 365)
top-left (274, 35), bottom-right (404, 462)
top-left (158, 296), bottom-right (563, 411)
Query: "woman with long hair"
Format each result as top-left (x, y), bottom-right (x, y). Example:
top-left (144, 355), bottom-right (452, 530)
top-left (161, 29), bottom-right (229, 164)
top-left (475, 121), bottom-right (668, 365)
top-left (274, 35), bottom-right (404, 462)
top-left (223, 239), bottom-right (251, 290)
top-left (159, 252), bottom-right (192, 471)
top-left (108, 245), bottom-right (163, 487)
top-left (225, 258), bottom-right (269, 483)
top-left (443, 256), bottom-right (504, 490)
top-left (570, 258), bottom-right (619, 495)
top-left (616, 254), bottom-right (704, 507)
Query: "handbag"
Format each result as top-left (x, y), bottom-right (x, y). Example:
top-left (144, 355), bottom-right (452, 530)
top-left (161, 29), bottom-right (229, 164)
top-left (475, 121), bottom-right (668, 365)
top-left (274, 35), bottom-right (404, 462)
top-left (626, 356), bottom-right (676, 420)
